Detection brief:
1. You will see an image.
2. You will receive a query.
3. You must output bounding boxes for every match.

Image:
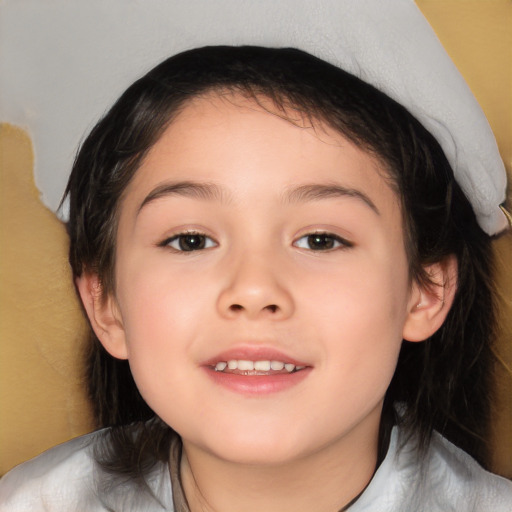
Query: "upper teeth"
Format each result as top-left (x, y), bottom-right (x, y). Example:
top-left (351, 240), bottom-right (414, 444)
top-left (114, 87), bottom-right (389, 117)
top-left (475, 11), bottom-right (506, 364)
top-left (214, 360), bottom-right (305, 372)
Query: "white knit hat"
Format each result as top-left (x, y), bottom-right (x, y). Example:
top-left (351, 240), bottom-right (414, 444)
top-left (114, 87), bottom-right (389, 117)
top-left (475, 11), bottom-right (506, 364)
top-left (2, 0), bottom-right (509, 233)
top-left (173, 0), bottom-right (510, 234)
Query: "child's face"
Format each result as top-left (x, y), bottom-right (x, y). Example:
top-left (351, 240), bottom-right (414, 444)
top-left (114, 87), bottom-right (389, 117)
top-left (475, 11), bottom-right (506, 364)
top-left (104, 93), bottom-right (418, 465)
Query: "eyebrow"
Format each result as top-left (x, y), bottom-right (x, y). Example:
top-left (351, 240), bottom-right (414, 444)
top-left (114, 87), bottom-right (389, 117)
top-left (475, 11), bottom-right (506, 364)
top-left (138, 181), bottom-right (227, 214)
top-left (285, 183), bottom-right (380, 215)
top-left (137, 180), bottom-right (379, 216)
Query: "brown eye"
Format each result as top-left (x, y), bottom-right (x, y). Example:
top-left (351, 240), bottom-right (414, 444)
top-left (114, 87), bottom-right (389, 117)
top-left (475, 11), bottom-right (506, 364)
top-left (307, 234), bottom-right (336, 250)
top-left (164, 233), bottom-right (216, 252)
top-left (294, 233), bottom-right (352, 251)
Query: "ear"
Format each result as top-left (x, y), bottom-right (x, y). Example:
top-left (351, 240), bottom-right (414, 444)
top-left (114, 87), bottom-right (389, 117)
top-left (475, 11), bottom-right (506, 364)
top-left (76, 272), bottom-right (128, 359)
top-left (402, 255), bottom-right (458, 342)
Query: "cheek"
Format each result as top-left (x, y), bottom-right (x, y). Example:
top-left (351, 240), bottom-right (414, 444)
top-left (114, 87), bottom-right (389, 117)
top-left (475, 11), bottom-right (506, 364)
top-left (301, 254), bottom-right (409, 393)
top-left (114, 259), bottom-right (212, 377)
top-left (302, 252), bottom-right (409, 333)
top-left (113, 268), bottom-right (210, 420)
top-left (117, 255), bottom-right (210, 334)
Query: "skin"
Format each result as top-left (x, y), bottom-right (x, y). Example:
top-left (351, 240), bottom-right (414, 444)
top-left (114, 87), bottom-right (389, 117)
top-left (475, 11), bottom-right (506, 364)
top-left (78, 93), bottom-right (455, 511)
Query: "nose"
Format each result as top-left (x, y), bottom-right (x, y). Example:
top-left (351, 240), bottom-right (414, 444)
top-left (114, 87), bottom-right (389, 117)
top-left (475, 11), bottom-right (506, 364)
top-left (216, 251), bottom-right (294, 320)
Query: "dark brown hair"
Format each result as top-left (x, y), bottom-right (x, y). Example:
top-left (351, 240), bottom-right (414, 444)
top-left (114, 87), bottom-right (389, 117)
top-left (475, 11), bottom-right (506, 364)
top-left (64, 46), bottom-right (497, 480)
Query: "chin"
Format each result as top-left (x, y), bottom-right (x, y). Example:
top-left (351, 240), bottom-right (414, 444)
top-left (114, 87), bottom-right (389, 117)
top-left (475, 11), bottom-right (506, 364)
top-left (188, 421), bottom-right (319, 466)
top-left (214, 442), bottom-right (305, 466)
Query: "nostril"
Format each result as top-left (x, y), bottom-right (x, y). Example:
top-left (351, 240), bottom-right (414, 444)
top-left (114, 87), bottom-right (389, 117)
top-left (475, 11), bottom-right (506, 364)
top-left (228, 304), bottom-right (279, 314)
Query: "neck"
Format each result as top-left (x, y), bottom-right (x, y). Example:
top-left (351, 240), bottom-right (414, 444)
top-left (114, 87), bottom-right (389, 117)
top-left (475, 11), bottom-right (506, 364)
top-left (179, 414), bottom-right (380, 512)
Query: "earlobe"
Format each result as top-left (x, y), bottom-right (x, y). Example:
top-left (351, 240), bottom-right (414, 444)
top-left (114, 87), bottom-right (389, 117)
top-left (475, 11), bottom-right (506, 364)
top-left (402, 255), bottom-right (458, 342)
top-left (75, 273), bottom-right (129, 360)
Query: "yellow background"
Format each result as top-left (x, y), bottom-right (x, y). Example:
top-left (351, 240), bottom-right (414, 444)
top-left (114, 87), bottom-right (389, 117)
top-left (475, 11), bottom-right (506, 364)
top-left (1, 0), bottom-right (511, 477)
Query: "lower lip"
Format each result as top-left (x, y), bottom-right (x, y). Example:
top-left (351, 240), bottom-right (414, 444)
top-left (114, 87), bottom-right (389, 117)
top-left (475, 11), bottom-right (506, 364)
top-left (204, 367), bottom-right (311, 395)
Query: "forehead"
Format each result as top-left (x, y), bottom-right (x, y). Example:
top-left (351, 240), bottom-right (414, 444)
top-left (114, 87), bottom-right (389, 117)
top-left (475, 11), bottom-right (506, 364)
top-left (120, 92), bottom-right (401, 220)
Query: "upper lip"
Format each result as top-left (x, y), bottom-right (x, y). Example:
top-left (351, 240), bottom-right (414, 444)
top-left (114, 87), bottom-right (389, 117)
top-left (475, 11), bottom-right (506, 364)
top-left (202, 346), bottom-right (310, 367)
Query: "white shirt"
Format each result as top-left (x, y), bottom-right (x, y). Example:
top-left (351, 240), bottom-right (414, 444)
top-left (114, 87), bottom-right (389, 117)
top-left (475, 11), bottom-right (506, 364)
top-left (1, 427), bottom-right (511, 511)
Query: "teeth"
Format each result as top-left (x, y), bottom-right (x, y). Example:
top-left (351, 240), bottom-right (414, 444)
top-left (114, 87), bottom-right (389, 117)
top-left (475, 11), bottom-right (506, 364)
top-left (254, 360), bottom-right (271, 371)
top-left (215, 360), bottom-right (304, 373)
top-left (237, 360), bottom-right (254, 371)
top-left (270, 360), bottom-right (285, 371)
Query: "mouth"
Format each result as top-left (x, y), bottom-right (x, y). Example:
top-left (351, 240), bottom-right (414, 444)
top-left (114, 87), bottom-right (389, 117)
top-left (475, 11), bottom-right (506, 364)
top-left (203, 349), bottom-right (311, 395)
top-left (211, 359), bottom-right (306, 375)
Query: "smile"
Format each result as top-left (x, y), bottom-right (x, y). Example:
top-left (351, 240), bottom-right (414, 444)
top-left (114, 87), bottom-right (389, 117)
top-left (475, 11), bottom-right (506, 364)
top-left (202, 348), bottom-right (311, 395)
top-left (214, 360), bottom-right (306, 374)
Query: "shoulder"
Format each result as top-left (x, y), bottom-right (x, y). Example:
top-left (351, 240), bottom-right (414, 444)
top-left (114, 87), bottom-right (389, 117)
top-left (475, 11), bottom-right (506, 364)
top-left (353, 427), bottom-right (512, 512)
top-left (424, 431), bottom-right (512, 510)
top-left (0, 430), bottom-right (174, 512)
top-left (0, 431), bottom-right (102, 511)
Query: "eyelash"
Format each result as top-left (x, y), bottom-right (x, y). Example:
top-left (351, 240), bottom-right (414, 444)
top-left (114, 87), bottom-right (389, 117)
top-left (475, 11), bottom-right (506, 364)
top-left (159, 232), bottom-right (217, 252)
top-left (293, 232), bottom-right (353, 252)
top-left (159, 231), bottom-right (353, 253)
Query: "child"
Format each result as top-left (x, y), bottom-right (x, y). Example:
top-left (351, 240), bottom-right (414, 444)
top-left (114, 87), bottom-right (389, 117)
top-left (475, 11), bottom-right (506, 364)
top-left (1, 43), bottom-right (512, 511)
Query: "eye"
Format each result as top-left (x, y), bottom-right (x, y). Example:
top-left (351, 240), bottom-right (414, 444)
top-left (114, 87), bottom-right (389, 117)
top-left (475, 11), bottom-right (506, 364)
top-left (294, 232), bottom-right (352, 251)
top-left (162, 232), bottom-right (217, 252)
